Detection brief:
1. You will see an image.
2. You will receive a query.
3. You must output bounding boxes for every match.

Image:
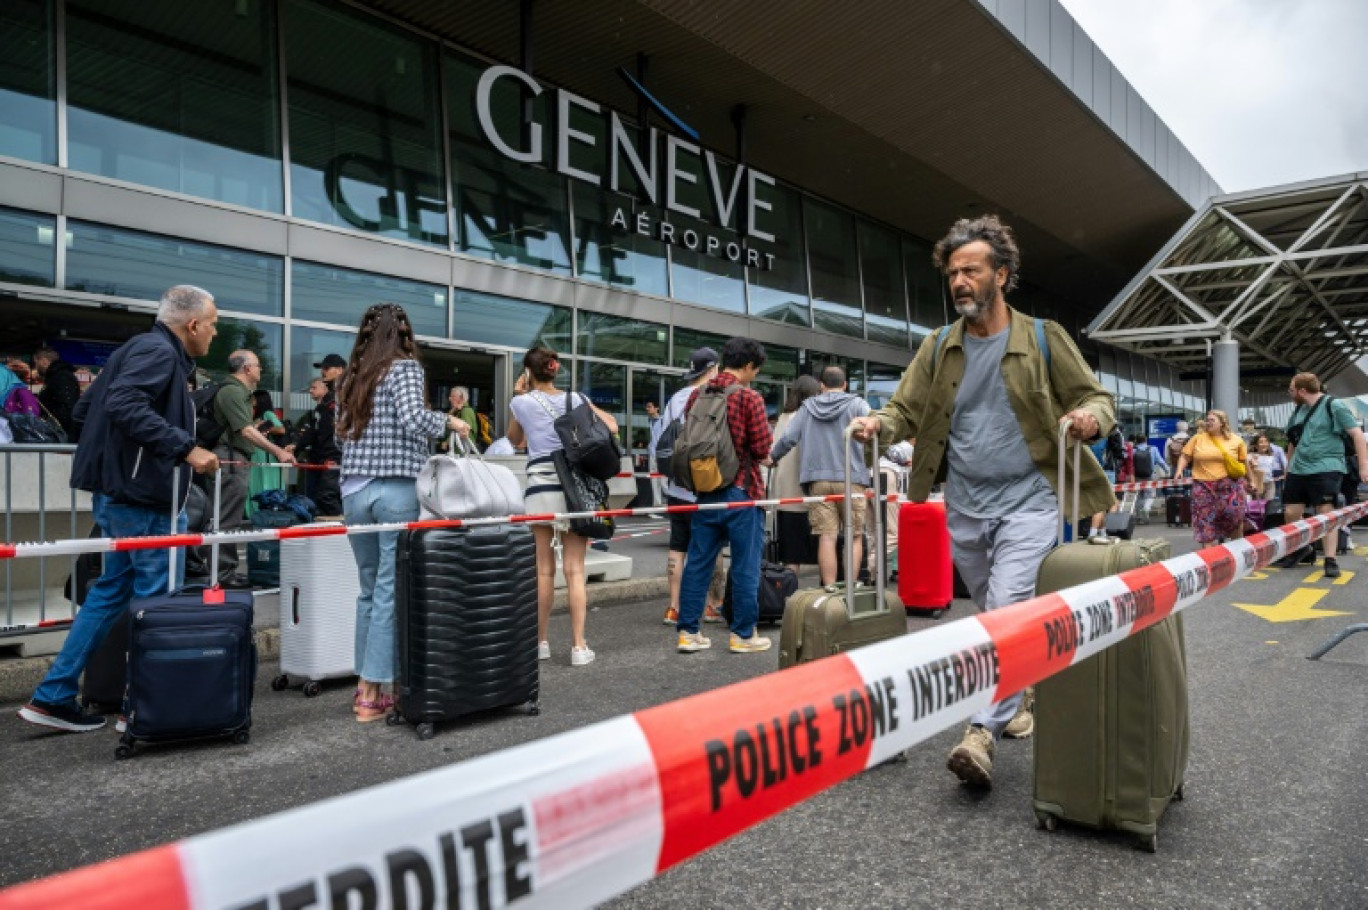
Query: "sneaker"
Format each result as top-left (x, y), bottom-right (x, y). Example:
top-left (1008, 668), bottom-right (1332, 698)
top-left (1324, 557), bottom-right (1342, 579)
top-left (537, 641), bottom-right (550, 661)
top-left (1003, 688), bottom-right (1035, 739)
top-left (662, 606), bottom-right (679, 625)
top-left (947, 724), bottom-right (995, 788)
top-left (1088, 533), bottom-right (1115, 546)
top-left (729, 632), bottom-right (772, 654)
top-left (702, 603), bottom-right (726, 624)
top-left (677, 631), bottom-right (711, 653)
top-left (571, 645), bottom-right (596, 666)
top-left (18, 700), bottom-right (107, 733)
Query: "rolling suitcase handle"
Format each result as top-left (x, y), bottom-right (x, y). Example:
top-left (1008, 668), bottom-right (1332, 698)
top-left (842, 424), bottom-right (887, 616)
top-left (204, 470), bottom-right (225, 603)
top-left (1056, 418), bottom-right (1082, 547)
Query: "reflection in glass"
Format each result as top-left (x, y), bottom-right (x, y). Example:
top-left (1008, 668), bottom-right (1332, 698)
top-left (584, 362), bottom-right (627, 444)
top-left (804, 199), bottom-right (863, 338)
top-left (288, 324), bottom-right (351, 414)
top-left (573, 185), bottom-right (669, 296)
top-left (859, 222), bottom-right (909, 348)
top-left (292, 261), bottom-right (445, 336)
top-left (576, 311), bottom-right (668, 365)
top-left (447, 51), bottom-right (571, 273)
top-left (903, 237), bottom-right (944, 335)
top-left (672, 327), bottom-right (729, 370)
top-left (450, 289), bottom-right (571, 353)
top-left (866, 361), bottom-right (906, 410)
top-left (66, 0), bottom-right (281, 210)
top-left (200, 319), bottom-right (282, 396)
top-left (0, 0), bottom-right (55, 164)
top-left (66, 221), bottom-right (283, 315)
top-left (286, 0), bottom-right (446, 244)
top-left (0, 208), bottom-right (55, 287)
top-left (763, 343), bottom-right (801, 384)
top-left (747, 181), bottom-right (809, 326)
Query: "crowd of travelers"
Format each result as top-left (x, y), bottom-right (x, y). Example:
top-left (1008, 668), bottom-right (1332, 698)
top-left (10, 214), bottom-right (1365, 805)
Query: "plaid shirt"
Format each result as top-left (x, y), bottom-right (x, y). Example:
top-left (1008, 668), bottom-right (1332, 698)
top-left (340, 359), bottom-right (446, 478)
top-left (686, 372), bottom-right (773, 499)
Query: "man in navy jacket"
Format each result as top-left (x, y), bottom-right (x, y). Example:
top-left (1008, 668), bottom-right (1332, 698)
top-left (19, 286), bottom-right (221, 733)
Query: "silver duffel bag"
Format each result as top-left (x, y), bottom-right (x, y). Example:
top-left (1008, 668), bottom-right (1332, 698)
top-left (417, 435), bottom-right (525, 520)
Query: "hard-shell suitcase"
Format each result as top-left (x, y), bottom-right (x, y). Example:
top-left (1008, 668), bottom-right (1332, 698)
top-left (1032, 423), bottom-right (1188, 851)
top-left (394, 525), bottom-right (540, 740)
top-left (117, 473), bottom-right (257, 759)
top-left (1104, 509), bottom-right (1136, 540)
top-left (898, 500), bottom-right (952, 617)
top-left (779, 427), bottom-right (905, 669)
top-left (270, 527), bottom-right (359, 697)
top-left (1166, 493), bottom-right (1191, 527)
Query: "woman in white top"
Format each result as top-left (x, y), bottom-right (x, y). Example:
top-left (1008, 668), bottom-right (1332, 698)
top-left (507, 345), bottom-right (618, 667)
top-left (1251, 435), bottom-right (1277, 501)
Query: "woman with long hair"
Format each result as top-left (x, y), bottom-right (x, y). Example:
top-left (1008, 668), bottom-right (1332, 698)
top-left (507, 346), bottom-right (618, 667)
top-left (1251, 435), bottom-right (1277, 501)
top-left (336, 303), bottom-right (471, 721)
top-left (1176, 409), bottom-right (1251, 550)
top-left (770, 375), bottom-right (821, 573)
top-left (247, 389), bottom-right (287, 516)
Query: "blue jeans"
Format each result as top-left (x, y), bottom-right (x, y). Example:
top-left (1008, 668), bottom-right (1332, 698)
top-left (344, 478), bottom-right (419, 684)
top-left (33, 493), bottom-right (185, 707)
top-left (678, 485), bottom-right (763, 637)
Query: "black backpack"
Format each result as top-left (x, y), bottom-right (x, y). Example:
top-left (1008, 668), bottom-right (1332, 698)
top-left (192, 382), bottom-right (226, 449)
top-left (1132, 443), bottom-right (1154, 479)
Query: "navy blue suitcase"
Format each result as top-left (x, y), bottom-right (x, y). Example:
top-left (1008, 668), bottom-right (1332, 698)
top-left (116, 588), bottom-right (256, 758)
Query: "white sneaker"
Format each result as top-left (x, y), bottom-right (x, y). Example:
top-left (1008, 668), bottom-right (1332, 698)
top-left (1088, 533), bottom-right (1115, 546)
top-left (571, 645), bottom-right (595, 666)
top-left (537, 641), bottom-right (550, 661)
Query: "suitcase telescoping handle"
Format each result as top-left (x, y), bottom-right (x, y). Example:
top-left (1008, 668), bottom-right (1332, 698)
top-left (167, 467), bottom-right (223, 599)
top-left (1056, 418), bottom-right (1083, 547)
top-left (842, 423), bottom-right (886, 614)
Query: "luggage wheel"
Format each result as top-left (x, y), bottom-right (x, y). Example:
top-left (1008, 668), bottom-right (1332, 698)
top-left (1173, 783), bottom-right (1185, 801)
top-left (1035, 811), bottom-right (1057, 832)
top-left (1137, 832), bottom-right (1157, 853)
top-left (527, 701), bottom-right (541, 716)
top-left (270, 674), bottom-right (290, 692)
top-left (232, 729), bottom-right (251, 746)
top-left (416, 722), bottom-right (436, 741)
top-left (385, 711), bottom-right (405, 727)
top-left (114, 744), bottom-right (134, 761)
top-left (302, 681), bottom-right (323, 698)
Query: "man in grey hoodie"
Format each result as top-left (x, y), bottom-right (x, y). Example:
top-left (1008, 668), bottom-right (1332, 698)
top-left (767, 366), bottom-right (872, 585)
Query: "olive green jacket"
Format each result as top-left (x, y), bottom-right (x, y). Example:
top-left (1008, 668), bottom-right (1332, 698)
top-left (875, 307), bottom-right (1117, 519)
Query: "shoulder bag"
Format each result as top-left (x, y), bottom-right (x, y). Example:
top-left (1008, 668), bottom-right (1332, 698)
top-left (416, 433), bottom-right (525, 520)
top-left (553, 381), bottom-right (623, 482)
top-left (1218, 435), bottom-right (1247, 480)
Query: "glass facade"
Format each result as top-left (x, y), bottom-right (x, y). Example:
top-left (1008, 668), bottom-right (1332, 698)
top-left (202, 318), bottom-right (282, 398)
top-left (66, 0), bottom-right (282, 210)
top-left (0, 208), bottom-right (56, 287)
top-left (576, 311), bottom-right (668, 365)
top-left (451, 289), bottom-right (571, 353)
top-left (65, 221), bottom-right (283, 315)
top-left (291, 261), bottom-right (446, 337)
top-left (0, 0), bottom-right (55, 164)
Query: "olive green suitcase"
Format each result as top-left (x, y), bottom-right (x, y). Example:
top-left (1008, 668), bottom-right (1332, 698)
top-left (778, 428), bottom-right (905, 669)
top-left (1031, 427), bottom-right (1189, 851)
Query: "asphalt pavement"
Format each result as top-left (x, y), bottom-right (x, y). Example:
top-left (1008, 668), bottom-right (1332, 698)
top-left (1, 516), bottom-right (1366, 907)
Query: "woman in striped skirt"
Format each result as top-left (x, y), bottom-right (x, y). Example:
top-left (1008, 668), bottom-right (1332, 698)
top-left (507, 345), bottom-right (619, 667)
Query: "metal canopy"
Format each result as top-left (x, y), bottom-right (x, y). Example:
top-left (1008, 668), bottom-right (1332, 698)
top-left (1087, 173), bottom-right (1368, 388)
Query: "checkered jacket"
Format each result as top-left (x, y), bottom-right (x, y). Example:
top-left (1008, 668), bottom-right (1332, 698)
top-left (339, 359), bottom-right (447, 478)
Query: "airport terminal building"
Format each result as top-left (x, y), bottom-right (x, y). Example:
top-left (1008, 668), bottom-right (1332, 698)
top-left (1, 0), bottom-right (1226, 443)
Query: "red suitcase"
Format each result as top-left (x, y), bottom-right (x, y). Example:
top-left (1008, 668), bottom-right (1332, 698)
top-left (898, 500), bottom-right (952, 618)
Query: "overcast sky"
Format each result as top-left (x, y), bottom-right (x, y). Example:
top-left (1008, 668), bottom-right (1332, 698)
top-left (1059, 0), bottom-right (1368, 193)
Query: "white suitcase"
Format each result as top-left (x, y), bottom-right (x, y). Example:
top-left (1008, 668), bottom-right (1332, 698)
top-left (270, 526), bottom-right (359, 697)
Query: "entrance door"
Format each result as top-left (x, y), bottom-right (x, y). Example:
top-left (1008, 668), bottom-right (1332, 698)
top-left (628, 366), bottom-right (683, 504)
top-left (418, 345), bottom-right (505, 443)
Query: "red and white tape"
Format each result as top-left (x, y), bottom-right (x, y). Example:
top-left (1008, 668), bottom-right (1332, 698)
top-left (1113, 478), bottom-right (1191, 492)
top-left (2, 503), bottom-right (1362, 910)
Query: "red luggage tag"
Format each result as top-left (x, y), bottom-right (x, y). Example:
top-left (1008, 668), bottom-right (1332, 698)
top-left (202, 586), bottom-right (226, 604)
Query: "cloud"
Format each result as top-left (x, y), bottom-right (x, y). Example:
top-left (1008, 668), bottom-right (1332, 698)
top-left (1060, 0), bottom-right (1368, 192)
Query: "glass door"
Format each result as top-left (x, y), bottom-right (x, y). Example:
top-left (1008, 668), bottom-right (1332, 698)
top-left (629, 367), bottom-right (684, 506)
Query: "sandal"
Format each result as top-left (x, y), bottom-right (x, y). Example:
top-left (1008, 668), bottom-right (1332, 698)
top-left (356, 697), bottom-right (392, 723)
top-left (352, 686), bottom-right (363, 714)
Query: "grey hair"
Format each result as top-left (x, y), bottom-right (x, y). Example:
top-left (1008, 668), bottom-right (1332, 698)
top-left (452, 385), bottom-right (469, 401)
top-left (157, 285), bottom-right (214, 326)
top-left (931, 215), bottom-right (1021, 292)
top-left (227, 350), bottom-right (255, 374)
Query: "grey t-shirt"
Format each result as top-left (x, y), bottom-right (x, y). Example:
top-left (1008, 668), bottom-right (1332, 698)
top-left (945, 327), bottom-right (1058, 518)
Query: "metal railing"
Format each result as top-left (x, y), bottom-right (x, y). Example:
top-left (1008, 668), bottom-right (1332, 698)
top-left (1, 443), bottom-right (83, 636)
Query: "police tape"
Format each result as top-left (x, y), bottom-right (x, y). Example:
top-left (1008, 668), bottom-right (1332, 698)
top-left (0, 493), bottom-right (901, 563)
top-left (1113, 478), bottom-right (1191, 492)
top-left (2, 502), bottom-right (1362, 910)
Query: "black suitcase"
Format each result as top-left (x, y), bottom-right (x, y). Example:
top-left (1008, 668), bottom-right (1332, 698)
top-left (1105, 510), bottom-right (1137, 540)
top-left (116, 587), bottom-right (256, 758)
top-left (1166, 494), bottom-right (1192, 527)
top-left (1263, 497), bottom-right (1284, 530)
top-left (394, 526), bottom-right (540, 740)
top-left (721, 560), bottom-right (799, 625)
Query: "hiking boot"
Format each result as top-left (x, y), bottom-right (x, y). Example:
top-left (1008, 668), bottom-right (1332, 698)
top-left (729, 633), bottom-right (772, 654)
top-left (1323, 557), bottom-right (1342, 579)
top-left (18, 699), bottom-right (107, 733)
top-left (947, 724), bottom-right (995, 788)
top-left (662, 606), bottom-right (679, 625)
top-left (677, 631), bottom-right (711, 653)
top-left (1003, 688), bottom-right (1035, 740)
top-left (702, 604), bottom-right (726, 624)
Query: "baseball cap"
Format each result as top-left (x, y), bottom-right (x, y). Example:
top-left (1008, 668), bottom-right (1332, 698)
top-left (313, 353), bottom-right (346, 369)
top-left (684, 347), bottom-right (719, 382)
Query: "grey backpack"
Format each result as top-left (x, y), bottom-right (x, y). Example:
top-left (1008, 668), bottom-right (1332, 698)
top-left (670, 384), bottom-right (744, 494)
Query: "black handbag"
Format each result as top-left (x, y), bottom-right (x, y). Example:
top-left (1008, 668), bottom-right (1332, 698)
top-left (552, 382), bottom-right (623, 482)
top-left (551, 449), bottom-right (615, 540)
top-left (7, 411), bottom-right (67, 444)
